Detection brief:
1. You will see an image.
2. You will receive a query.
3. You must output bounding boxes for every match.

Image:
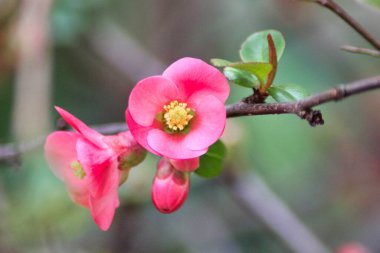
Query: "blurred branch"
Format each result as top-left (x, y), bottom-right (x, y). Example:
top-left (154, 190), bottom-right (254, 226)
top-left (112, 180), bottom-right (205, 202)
top-left (1, 75), bottom-right (380, 162)
top-left (0, 136), bottom-right (46, 167)
top-left (226, 75), bottom-right (380, 126)
top-left (223, 170), bottom-right (332, 253)
top-left (11, 0), bottom-right (53, 141)
top-left (0, 123), bottom-right (127, 166)
top-left (341, 45), bottom-right (380, 57)
top-left (87, 20), bottom-right (165, 81)
top-left (303, 0), bottom-right (380, 51)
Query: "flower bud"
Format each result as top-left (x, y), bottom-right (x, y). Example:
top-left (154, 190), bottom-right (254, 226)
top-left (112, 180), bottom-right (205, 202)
top-left (170, 157), bottom-right (199, 172)
top-left (118, 148), bottom-right (147, 170)
top-left (117, 131), bottom-right (147, 170)
top-left (152, 158), bottom-right (190, 213)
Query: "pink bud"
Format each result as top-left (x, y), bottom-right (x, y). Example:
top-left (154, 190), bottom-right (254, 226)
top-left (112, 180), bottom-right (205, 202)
top-left (336, 242), bottom-right (371, 253)
top-left (170, 157), bottom-right (199, 172)
top-left (152, 158), bottom-right (190, 213)
top-left (118, 146), bottom-right (147, 171)
top-left (104, 131), bottom-right (147, 171)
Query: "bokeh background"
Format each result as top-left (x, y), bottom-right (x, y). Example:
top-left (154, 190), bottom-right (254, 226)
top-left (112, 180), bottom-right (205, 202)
top-left (0, 0), bottom-right (380, 252)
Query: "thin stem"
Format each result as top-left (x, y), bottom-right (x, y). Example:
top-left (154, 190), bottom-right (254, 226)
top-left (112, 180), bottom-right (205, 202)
top-left (308, 0), bottom-right (380, 51)
top-left (341, 45), bottom-right (380, 57)
top-left (226, 75), bottom-right (380, 125)
top-left (1, 76), bottom-right (380, 162)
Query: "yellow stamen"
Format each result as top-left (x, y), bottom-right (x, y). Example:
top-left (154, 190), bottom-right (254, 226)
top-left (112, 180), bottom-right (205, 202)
top-left (71, 161), bottom-right (86, 179)
top-left (163, 100), bottom-right (194, 132)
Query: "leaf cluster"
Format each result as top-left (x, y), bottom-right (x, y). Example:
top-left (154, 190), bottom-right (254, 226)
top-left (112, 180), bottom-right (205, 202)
top-left (197, 30), bottom-right (311, 178)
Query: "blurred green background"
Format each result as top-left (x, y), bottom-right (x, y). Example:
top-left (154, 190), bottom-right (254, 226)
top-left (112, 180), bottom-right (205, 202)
top-left (0, 0), bottom-right (380, 252)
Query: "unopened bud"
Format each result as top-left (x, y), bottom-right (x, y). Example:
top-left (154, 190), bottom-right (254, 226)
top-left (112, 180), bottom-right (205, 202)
top-left (117, 131), bottom-right (147, 170)
top-left (119, 148), bottom-right (147, 170)
top-left (152, 158), bottom-right (190, 213)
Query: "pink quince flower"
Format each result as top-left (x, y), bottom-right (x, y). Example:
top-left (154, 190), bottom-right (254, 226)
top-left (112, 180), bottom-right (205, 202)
top-left (44, 107), bottom-right (146, 231)
top-left (152, 157), bottom-right (191, 213)
top-left (126, 57), bottom-right (229, 160)
top-left (336, 243), bottom-right (371, 253)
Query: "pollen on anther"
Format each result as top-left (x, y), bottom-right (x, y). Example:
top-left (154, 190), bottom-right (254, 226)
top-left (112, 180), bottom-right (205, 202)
top-left (162, 100), bottom-right (194, 132)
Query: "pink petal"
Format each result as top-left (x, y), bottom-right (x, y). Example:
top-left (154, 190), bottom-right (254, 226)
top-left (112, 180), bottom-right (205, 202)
top-left (162, 57), bottom-right (230, 103)
top-left (45, 131), bottom-right (78, 180)
top-left (183, 94), bottom-right (226, 151)
top-left (128, 76), bottom-right (181, 127)
top-left (116, 131), bottom-right (138, 149)
top-left (147, 129), bottom-right (207, 159)
top-left (65, 170), bottom-right (91, 208)
top-left (170, 157), bottom-right (199, 172)
top-left (55, 106), bottom-right (106, 149)
top-left (89, 185), bottom-right (120, 231)
top-left (125, 109), bottom-right (160, 156)
top-left (44, 131), bottom-right (90, 207)
top-left (76, 138), bottom-right (117, 198)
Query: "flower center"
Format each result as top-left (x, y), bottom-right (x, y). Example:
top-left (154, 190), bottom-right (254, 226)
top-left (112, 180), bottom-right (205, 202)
top-left (163, 100), bottom-right (194, 132)
top-left (71, 160), bottom-right (86, 179)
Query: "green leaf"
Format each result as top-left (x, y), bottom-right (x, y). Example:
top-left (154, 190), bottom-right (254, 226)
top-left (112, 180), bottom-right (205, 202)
top-left (228, 62), bottom-right (272, 85)
top-left (240, 30), bottom-right (285, 63)
top-left (195, 140), bottom-right (226, 178)
top-left (267, 84), bottom-right (309, 102)
top-left (358, 0), bottom-right (380, 11)
top-left (211, 58), bottom-right (232, 67)
top-left (223, 67), bottom-right (260, 88)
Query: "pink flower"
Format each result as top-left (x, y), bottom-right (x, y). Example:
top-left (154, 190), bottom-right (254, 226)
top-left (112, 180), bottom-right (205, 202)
top-left (126, 57), bottom-right (229, 160)
top-left (336, 243), bottom-right (371, 253)
top-left (152, 157), bottom-right (191, 213)
top-left (44, 107), bottom-right (146, 231)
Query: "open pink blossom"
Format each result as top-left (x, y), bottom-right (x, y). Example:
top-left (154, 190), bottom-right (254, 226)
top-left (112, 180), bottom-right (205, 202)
top-left (45, 107), bottom-right (146, 231)
top-left (152, 157), bottom-right (190, 213)
top-left (126, 57), bottom-right (229, 160)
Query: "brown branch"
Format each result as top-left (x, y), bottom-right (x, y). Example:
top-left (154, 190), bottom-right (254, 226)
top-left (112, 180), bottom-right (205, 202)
top-left (0, 123), bottom-right (127, 167)
top-left (341, 45), bottom-right (380, 58)
top-left (1, 76), bottom-right (380, 163)
top-left (306, 0), bottom-right (380, 51)
top-left (226, 75), bottom-right (380, 126)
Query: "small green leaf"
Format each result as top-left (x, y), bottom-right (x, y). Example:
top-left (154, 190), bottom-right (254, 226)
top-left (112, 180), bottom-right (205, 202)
top-left (240, 30), bottom-right (285, 63)
top-left (211, 58), bottom-right (232, 67)
top-left (223, 67), bottom-right (260, 88)
top-left (267, 84), bottom-right (309, 102)
top-left (357, 0), bottom-right (380, 12)
top-left (228, 62), bottom-right (272, 86)
top-left (195, 140), bottom-right (226, 178)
